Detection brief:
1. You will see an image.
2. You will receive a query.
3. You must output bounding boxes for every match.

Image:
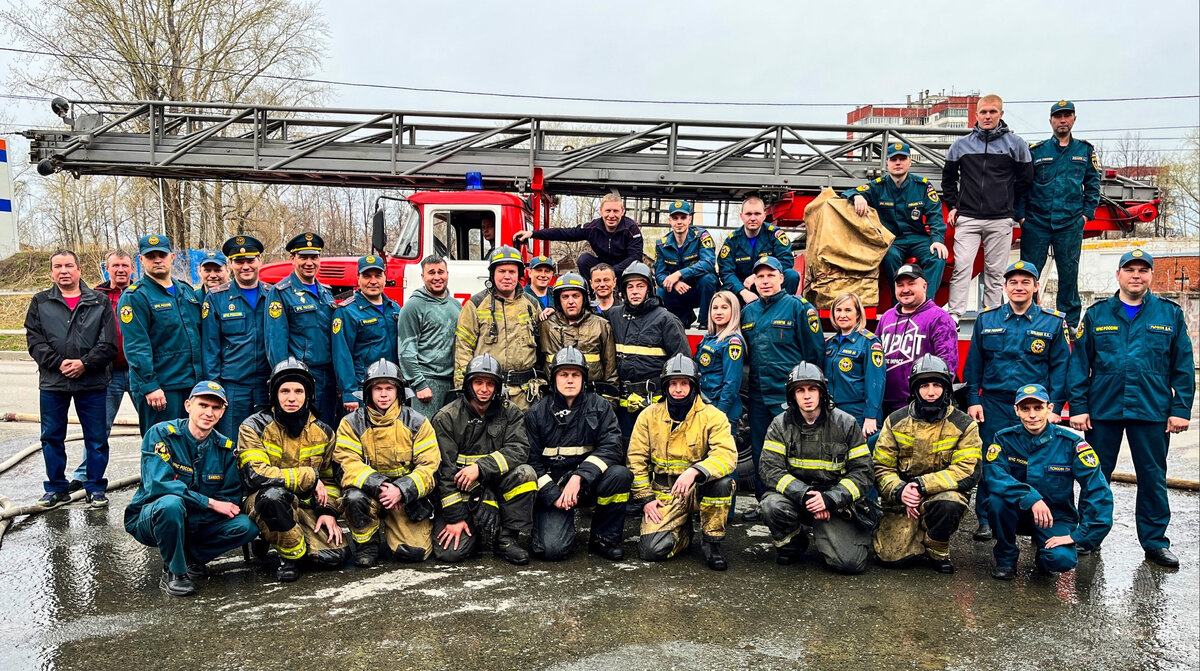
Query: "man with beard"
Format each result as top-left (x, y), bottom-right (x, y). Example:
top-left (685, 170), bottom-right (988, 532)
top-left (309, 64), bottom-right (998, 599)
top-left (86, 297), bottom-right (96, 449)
top-left (525, 347), bottom-right (632, 560)
top-left (118, 234), bottom-right (203, 433)
top-left (590, 263), bottom-right (621, 317)
top-left (265, 232), bottom-right (340, 423)
top-left (237, 358), bottom-right (349, 582)
top-left (512, 193), bottom-right (644, 279)
top-left (876, 264), bottom-right (959, 417)
top-left (759, 363), bottom-right (874, 574)
top-left (333, 255), bottom-right (400, 413)
top-left (629, 355), bottom-right (736, 570)
top-left (431, 354), bottom-right (537, 565)
top-left (201, 235), bottom-right (272, 447)
top-left (655, 200), bottom-right (718, 328)
top-left (606, 262), bottom-right (690, 444)
top-left (718, 196), bottom-right (799, 302)
top-left (538, 273), bottom-right (617, 389)
top-left (124, 382), bottom-right (259, 596)
top-left (399, 255), bottom-right (460, 416)
top-left (334, 360), bottom-right (441, 566)
top-left (455, 246), bottom-right (543, 410)
top-left (873, 355), bottom-right (981, 574)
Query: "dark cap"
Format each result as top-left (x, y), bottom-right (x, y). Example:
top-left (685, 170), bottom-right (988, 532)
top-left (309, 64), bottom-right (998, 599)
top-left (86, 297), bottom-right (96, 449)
top-left (286, 232), bottom-right (324, 255)
top-left (358, 254), bottom-right (385, 274)
top-left (886, 141), bottom-right (912, 158)
top-left (529, 255), bottom-right (555, 270)
top-left (1119, 249), bottom-right (1153, 269)
top-left (199, 250), bottom-right (227, 268)
top-left (1004, 260), bottom-right (1039, 281)
top-left (222, 235), bottom-right (264, 260)
top-left (189, 380), bottom-right (228, 404)
top-left (138, 234), bottom-right (171, 255)
top-left (1050, 100), bottom-right (1076, 115)
top-left (894, 263), bottom-right (925, 282)
top-left (667, 200), bottom-right (693, 215)
top-left (1014, 383), bottom-right (1050, 405)
top-left (752, 256), bottom-right (783, 273)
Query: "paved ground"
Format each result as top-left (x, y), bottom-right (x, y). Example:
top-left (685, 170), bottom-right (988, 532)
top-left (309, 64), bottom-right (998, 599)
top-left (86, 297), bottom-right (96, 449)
top-left (0, 358), bottom-right (1197, 671)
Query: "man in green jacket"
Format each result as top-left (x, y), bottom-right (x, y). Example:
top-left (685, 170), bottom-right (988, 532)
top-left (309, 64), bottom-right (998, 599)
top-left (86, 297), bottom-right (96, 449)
top-left (399, 255), bottom-right (462, 416)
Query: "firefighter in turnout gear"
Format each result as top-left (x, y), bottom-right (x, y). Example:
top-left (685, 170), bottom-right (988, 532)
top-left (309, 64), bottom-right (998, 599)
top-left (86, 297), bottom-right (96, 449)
top-left (606, 261), bottom-right (691, 442)
top-left (333, 360), bottom-right (441, 566)
top-left (526, 347), bottom-right (633, 560)
top-left (236, 358), bottom-right (349, 582)
top-left (431, 354), bottom-right (537, 565)
top-left (759, 363), bottom-right (875, 574)
top-left (629, 355), bottom-right (736, 570)
top-left (538, 272), bottom-right (618, 388)
top-left (454, 246), bottom-right (543, 410)
top-left (873, 355), bottom-right (982, 574)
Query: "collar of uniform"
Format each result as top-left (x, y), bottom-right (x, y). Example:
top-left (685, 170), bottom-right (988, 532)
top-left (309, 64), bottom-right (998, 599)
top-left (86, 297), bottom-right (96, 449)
top-left (228, 281), bottom-right (266, 301)
top-left (885, 174), bottom-right (912, 191)
top-left (838, 330), bottom-right (860, 345)
top-left (1028, 427), bottom-right (1055, 446)
top-left (1001, 304), bottom-right (1032, 321)
top-left (354, 290), bottom-right (391, 310)
top-left (1108, 290), bottom-right (1154, 320)
top-left (662, 227), bottom-right (696, 249)
top-left (289, 271), bottom-right (324, 295)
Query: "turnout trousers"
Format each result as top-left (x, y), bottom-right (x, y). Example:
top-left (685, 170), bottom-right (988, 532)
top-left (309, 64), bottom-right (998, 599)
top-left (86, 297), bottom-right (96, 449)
top-left (760, 492), bottom-right (871, 574)
top-left (246, 486), bottom-right (349, 567)
top-left (874, 490), bottom-right (968, 563)
top-left (533, 466), bottom-right (633, 560)
top-left (638, 476), bottom-right (733, 561)
top-left (342, 487), bottom-right (433, 562)
top-left (433, 465), bottom-right (537, 562)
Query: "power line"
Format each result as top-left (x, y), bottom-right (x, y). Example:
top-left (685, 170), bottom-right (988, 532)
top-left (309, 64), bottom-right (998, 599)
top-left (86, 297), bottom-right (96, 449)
top-left (2, 46), bottom-right (1198, 108)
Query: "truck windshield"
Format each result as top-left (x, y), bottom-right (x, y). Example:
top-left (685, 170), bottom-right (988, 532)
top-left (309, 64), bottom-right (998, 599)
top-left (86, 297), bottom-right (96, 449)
top-left (391, 202), bottom-right (421, 259)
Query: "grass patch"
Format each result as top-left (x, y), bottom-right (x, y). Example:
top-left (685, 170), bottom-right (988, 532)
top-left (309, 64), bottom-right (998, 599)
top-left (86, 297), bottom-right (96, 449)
top-left (0, 250), bottom-right (108, 291)
top-left (0, 334), bottom-right (27, 351)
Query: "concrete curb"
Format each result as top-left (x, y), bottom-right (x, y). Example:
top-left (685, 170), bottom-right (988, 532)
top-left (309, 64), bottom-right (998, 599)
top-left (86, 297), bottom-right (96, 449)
top-left (0, 351), bottom-right (30, 361)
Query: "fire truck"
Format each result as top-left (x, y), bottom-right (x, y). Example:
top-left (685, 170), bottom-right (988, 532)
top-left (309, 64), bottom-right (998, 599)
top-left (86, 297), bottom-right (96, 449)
top-left (24, 99), bottom-right (1161, 359)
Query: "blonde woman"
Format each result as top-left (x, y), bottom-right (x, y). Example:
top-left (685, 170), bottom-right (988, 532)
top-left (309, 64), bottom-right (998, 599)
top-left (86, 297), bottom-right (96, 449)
top-left (694, 291), bottom-right (745, 426)
top-left (823, 292), bottom-right (885, 438)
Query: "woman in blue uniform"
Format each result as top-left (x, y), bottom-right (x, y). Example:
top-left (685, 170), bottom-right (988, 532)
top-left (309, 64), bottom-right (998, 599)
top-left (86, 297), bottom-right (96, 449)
top-left (823, 292), bottom-right (885, 438)
top-left (695, 290), bottom-right (745, 518)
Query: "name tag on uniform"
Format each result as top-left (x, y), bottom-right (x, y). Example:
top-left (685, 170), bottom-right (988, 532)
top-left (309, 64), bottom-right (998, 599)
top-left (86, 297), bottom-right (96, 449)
top-left (840, 349), bottom-right (858, 356)
top-left (152, 302), bottom-right (173, 311)
top-left (1035, 157), bottom-right (1055, 164)
top-left (981, 328), bottom-right (1005, 335)
top-left (1148, 324), bottom-right (1173, 334)
top-left (170, 461), bottom-right (194, 474)
top-left (1071, 156), bottom-right (1087, 162)
top-left (221, 312), bottom-right (244, 319)
top-left (1094, 325), bottom-right (1119, 333)
top-left (1047, 465), bottom-right (1072, 473)
top-left (361, 317), bottom-right (378, 325)
top-left (742, 322), bottom-right (755, 330)
top-left (206, 474), bottom-right (224, 481)
top-left (292, 304), bottom-right (316, 313)
top-left (772, 319), bottom-right (793, 327)
top-left (734, 256), bottom-right (752, 263)
top-left (879, 201), bottom-right (894, 207)
top-left (1028, 330), bottom-right (1054, 338)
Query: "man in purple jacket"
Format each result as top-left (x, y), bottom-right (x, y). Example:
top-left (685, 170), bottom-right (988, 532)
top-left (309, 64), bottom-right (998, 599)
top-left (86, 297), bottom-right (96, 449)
top-left (877, 264), bottom-right (959, 416)
top-left (513, 193), bottom-right (644, 280)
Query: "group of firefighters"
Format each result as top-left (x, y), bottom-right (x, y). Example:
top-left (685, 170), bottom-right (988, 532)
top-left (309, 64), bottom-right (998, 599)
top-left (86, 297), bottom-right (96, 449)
top-left (25, 95), bottom-right (1194, 598)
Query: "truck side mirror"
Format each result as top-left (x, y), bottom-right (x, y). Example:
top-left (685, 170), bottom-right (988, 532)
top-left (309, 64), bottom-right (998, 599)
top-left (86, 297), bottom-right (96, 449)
top-left (371, 207), bottom-right (386, 257)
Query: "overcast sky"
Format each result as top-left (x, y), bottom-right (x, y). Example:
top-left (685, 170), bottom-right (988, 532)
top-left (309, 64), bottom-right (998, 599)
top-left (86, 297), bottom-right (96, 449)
top-left (3, 0), bottom-right (1198, 160)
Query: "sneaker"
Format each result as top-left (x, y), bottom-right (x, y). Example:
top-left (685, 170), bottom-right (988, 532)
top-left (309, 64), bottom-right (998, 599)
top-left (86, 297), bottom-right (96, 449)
top-left (35, 491), bottom-right (70, 508)
top-left (159, 569), bottom-right (196, 597)
top-left (86, 492), bottom-right (109, 508)
top-left (67, 480), bottom-right (84, 494)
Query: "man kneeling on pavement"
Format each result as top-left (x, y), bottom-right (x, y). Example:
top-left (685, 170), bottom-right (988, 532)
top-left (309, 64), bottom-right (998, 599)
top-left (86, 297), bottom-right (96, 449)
top-left (124, 381), bottom-right (259, 596)
top-left (628, 354), bottom-right (736, 571)
top-left (759, 362), bottom-right (875, 574)
top-left (431, 354), bottom-right (537, 565)
top-left (334, 360), bottom-right (441, 566)
top-left (984, 383), bottom-right (1113, 580)
top-left (236, 358), bottom-right (349, 583)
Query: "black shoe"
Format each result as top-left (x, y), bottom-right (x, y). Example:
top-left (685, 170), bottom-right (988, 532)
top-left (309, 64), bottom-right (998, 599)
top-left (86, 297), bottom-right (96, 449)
top-left (702, 541), bottom-right (728, 571)
top-left (276, 559), bottom-right (300, 583)
top-left (35, 491), bottom-right (70, 508)
top-left (67, 480), bottom-right (84, 494)
top-left (354, 540), bottom-right (380, 568)
top-left (1145, 547), bottom-right (1180, 568)
top-left (973, 524), bottom-right (993, 542)
top-left (742, 506), bottom-right (761, 523)
top-left (990, 565), bottom-right (1016, 581)
top-left (775, 533), bottom-right (810, 565)
top-left (929, 556), bottom-right (956, 574)
top-left (185, 557), bottom-right (209, 581)
top-left (588, 540), bottom-right (624, 561)
top-left (1077, 544), bottom-right (1100, 556)
top-left (494, 536), bottom-right (530, 566)
top-left (159, 569), bottom-right (196, 597)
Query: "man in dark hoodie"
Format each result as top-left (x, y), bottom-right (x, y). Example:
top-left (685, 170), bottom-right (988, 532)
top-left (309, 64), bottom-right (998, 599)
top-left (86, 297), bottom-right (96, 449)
top-left (942, 94), bottom-right (1034, 322)
top-left (399, 255), bottom-right (461, 416)
top-left (512, 193), bottom-right (644, 279)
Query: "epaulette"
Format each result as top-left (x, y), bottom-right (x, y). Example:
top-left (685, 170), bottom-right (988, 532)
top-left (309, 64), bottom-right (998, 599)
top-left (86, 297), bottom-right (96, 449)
top-left (208, 282), bottom-right (232, 295)
top-left (336, 296), bottom-right (355, 308)
top-left (1043, 306), bottom-right (1066, 319)
top-left (979, 304), bottom-right (1001, 313)
top-left (127, 283), bottom-right (139, 292)
top-left (1078, 138), bottom-right (1094, 147)
top-left (659, 233), bottom-right (672, 245)
top-left (859, 328), bottom-right (876, 339)
top-left (873, 177), bottom-right (883, 183)
top-left (918, 176), bottom-right (928, 184)
top-left (1157, 294), bottom-right (1181, 308)
top-left (1029, 140), bottom-right (1042, 149)
top-left (273, 275), bottom-right (293, 289)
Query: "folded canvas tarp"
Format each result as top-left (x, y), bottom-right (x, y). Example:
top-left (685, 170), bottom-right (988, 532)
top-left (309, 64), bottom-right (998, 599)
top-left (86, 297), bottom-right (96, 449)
top-left (802, 188), bottom-right (895, 309)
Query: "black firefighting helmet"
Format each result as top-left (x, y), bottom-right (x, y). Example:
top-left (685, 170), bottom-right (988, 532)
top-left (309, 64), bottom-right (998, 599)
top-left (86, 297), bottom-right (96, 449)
top-left (269, 357), bottom-right (315, 409)
top-left (660, 353), bottom-right (699, 390)
top-left (487, 245), bottom-right (525, 284)
top-left (618, 261), bottom-right (656, 298)
top-left (785, 361), bottom-right (829, 410)
top-left (550, 346), bottom-right (589, 383)
top-left (552, 272), bottom-right (591, 314)
top-left (462, 354), bottom-right (503, 400)
top-left (362, 358), bottom-right (405, 403)
top-left (908, 354), bottom-right (953, 396)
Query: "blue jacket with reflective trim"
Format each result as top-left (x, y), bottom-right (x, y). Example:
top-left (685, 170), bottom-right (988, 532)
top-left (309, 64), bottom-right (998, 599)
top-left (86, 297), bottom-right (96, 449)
top-left (963, 303), bottom-right (1070, 407)
top-left (1067, 292), bottom-right (1195, 421)
top-left (201, 281), bottom-right (271, 386)
top-left (841, 173), bottom-right (945, 242)
top-left (718, 224), bottom-right (795, 293)
top-left (695, 333), bottom-right (744, 422)
top-left (823, 329), bottom-right (885, 424)
top-left (123, 419), bottom-right (241, 527)
top-left (264, 272), bottom-right (337, 368)
top-left (985, 423), bottom-right (1113, 549)
top-left (332, 291), bottom-right (400, 403)
top-left (741, 292), bottom-right (825, 408)
top-left (117, 278), bottom-right (202, 396)
top-left (1017, 136), bottom-right (1101, 229)
top-left (655, 226), bottom-right (717, 286)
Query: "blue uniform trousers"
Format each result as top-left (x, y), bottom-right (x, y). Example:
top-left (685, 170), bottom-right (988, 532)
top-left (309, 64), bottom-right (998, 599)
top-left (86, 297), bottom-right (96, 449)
top-left (40, 389), bottom-right (108, 496)
top-left (974, 391), bottom-right (1020, 522)
top-left (748, 400), bottom-right (785, 500)
top-left (1087, 419), bottom-right (1171, 551)
top-left (310, 364), bottom-right (342, 426)
top-left (986, 497), bottom-right (1078, 572)
top-left (133, 388), bottom-right (189, 435)
top-left (217, 381), bottom-right (268, 448)
top-left (883, 234), bottom-right (946, 297)
top-left (658, 272), bottom-right (718, 328)
top-left (1019, 222), bottom-right (1085, 327)
top-left (127, 494), bottom-right (259, 575)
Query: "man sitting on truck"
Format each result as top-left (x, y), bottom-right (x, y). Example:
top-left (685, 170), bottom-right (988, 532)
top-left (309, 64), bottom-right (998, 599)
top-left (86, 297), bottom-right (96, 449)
top-left (512, 193), bottom-right (644, 280)
top-left (718, 196), bottom-right (800, 302)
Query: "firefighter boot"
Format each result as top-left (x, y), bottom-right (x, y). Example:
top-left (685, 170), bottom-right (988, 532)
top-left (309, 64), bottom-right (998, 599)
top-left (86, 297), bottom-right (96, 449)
top-left (775, 533), bottom-right (810, 566)
top-left (276, 558), bottom-right (300, 583)
top-left (354, 538), bottom-right (380, 568)
top-left (588, 539), bottom-right (625, 561)
top-left (493, 531), bottom-right (530, 566)
top-left (702, 538), bottom-right (728, 571)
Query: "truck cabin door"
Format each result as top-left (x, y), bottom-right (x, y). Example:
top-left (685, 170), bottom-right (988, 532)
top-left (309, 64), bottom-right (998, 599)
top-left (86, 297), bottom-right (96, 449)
top-left (416, 205), bottom-right (501, 305)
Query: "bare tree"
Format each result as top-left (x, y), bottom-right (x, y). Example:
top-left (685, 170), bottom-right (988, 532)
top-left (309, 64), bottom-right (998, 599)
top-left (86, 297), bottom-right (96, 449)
top-left (1156, 132), bottom-right (1200, 239)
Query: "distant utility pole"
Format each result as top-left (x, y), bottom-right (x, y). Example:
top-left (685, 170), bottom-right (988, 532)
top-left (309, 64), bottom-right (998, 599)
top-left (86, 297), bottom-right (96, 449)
top-left (0, 138), bottom-right (17, 259)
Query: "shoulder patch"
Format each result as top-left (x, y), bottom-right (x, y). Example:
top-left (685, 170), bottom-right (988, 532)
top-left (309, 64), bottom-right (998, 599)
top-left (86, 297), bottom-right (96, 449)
top-left (154, 441), bottom-right (170, 462)
top-left (268, 301), bottom-right (283, 319)
top-left (727, 341), bottom-right (742, 361)
top-left (201, 301), bottom-right (210, 319)
top-left (700, 233), bottom-right (714, 249)
top-left (807, 309), bottom-right (820, 333)
top-left (775, 229), bottom-right (790, 246)
top-left (719, 245), bottom-right (730, 259)
top-left (871, 349), bottom-right (884, 368)
top-left (986, 443), bottom-right (1001, 462)
top-left (1078, 448), bottom-right (1099, 469)
top-left (119, 305), bottom-right (134, 324)
top-left (332, 317), bottom-right (343, 334)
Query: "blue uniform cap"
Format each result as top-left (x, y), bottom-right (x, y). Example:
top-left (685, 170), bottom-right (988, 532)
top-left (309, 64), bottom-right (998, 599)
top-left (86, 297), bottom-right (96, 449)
top-left (1014, 383), bottom-right (1050, 405)
top-left (286, 231), bottom-right (324, 255)
top-left (199, 250), bottom-right (227, 268)
top-left (886, 141), bottom-right (912, 158)
top-left (1003, 260), bottom-right (1039, 281)
top-left (1119, 249), bottom-right (1153, 269)
top-left (138, 234), bottom-right (171, 255)
top-left (667, 200), bottom-right (693, 215)
top-left (752, 255), bottom-right (783, 273)
top-left (358, 254), bottom-right (386, 274)
top-left (189, 380), bottom-right (228, 404)
top-left (222, 235), bottom-right (264, 259)
top-left (1051, 100), bottom-right (1076, 115)
top-left (529, 255), bottom-right (555, 270)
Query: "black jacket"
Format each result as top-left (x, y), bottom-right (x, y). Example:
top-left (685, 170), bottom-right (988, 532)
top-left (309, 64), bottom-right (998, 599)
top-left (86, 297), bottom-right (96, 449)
top-left (606, 297), bottom-right (690, 384)
top-left (26, 283), bottom-right (117, 392)
top-left (524, 391), bottom-right (623, 506)
top-left (530, 216), bottom-right (644, 275)
top-left (941, 121), bottom-right (1034, 220)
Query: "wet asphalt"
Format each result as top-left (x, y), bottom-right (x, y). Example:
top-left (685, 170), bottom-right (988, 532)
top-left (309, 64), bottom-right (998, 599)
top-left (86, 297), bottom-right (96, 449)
top-left (1, 420), bottom-right (1196, 671)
